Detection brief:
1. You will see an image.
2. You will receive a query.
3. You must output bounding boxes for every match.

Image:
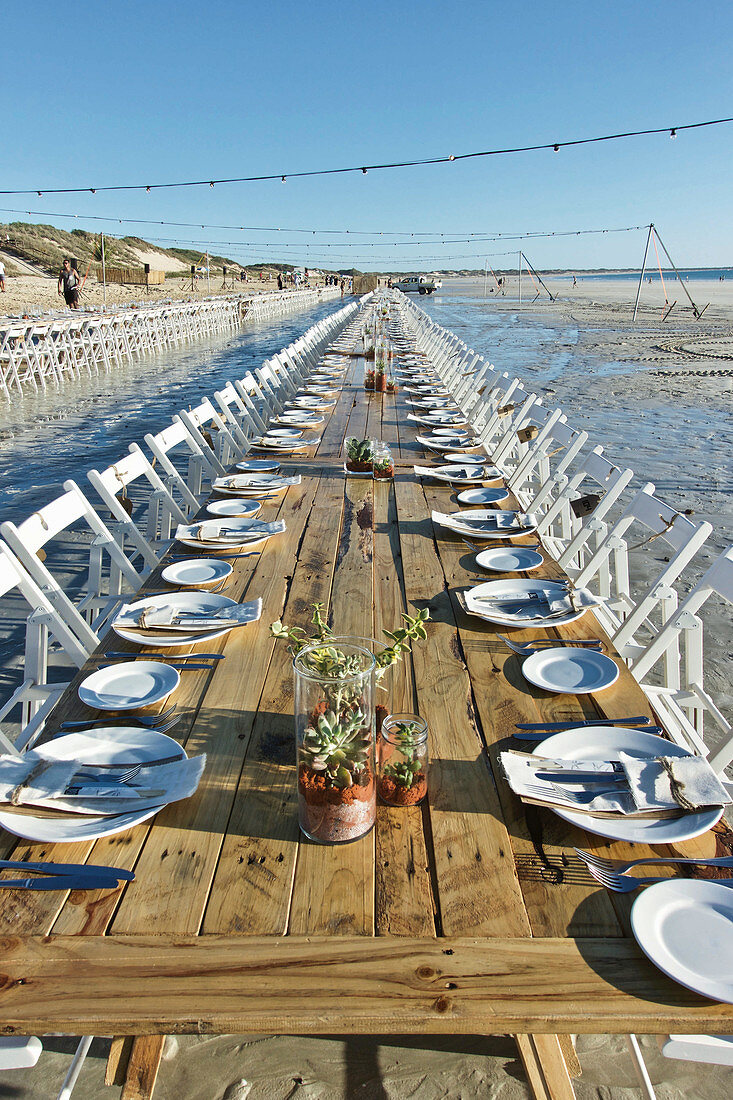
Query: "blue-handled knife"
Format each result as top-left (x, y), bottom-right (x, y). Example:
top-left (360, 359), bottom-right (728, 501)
top-left (515, 716), bottom-right (652, 730)
top-left (513, 726), bottom-right (662, 740)
top-left (535, 770), bottom-right (627, 784)
top-left (0, 876), bottom-right (124, 891)
top-left (0, 859), bottom-right (134, 880)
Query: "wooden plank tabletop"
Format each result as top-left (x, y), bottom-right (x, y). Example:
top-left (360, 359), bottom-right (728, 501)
top-left (0, 348), bottom-right (731, 1040)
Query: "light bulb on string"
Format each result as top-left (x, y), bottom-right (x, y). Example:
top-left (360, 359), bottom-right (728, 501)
top-left (670, 128), bottom-right (677, 139)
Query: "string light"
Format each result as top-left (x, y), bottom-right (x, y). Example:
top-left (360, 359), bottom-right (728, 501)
top-left (1, 115), bottom-right (728, 196)
top-left (0, 205), bottom-right (647, 245)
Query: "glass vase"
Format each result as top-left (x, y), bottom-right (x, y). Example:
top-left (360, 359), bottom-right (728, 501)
top-left (293, 640), bottom-right (376, 844)
top-left (377, 713), bottom-right (429, 807)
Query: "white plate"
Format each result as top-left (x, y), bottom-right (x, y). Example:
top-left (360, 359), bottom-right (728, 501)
top-left (113, 592), bottom-right (240, 646)
top-left (215, 474), bottom-right (292, 496)
top-left (277, 417), bottom-right (323, 428)
top-left (430, 465), bottom-right (488, 484)
top-left (206, 498), bottom-right (262, 518)
top-left (161, 558), bottom-right (233, 587)
top-left (450, 509), bottom-right (539, 541)
top-left (474, 547), bottom-right (544, 573)
top-left (535, 727), bottom-right (723, 843)
top-left (78, 661), bottom-right (180, 711)
top-left (178, 516), bottom-right (279, 550)
top-left (0, 727), bottom-right (186, 842)
top-left (264, 428), bottom-right (303, 439)
top-left (521, 648), bottom-right (619, 694)
top-left (465, 578), bottom-right (587, 627)
top-left (631, 880), bottom-right (733, 1003)
top-left (236, 459), bottom-right (280, 473)
top-left (252, 441), bottom-right (309, 453)
top-left (457, 487), bottom-right (509, 504)
top-left (431, 428), bottom-right (469, 438)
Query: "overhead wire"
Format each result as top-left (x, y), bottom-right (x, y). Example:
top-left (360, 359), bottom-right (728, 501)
top-left (1, 116), bottom-right (730, 196)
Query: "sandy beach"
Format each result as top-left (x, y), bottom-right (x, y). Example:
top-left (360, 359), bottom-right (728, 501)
top-left (0, 269), bottom-right (314, 319)
top-left (2, 277), bottom-right (732, 1099)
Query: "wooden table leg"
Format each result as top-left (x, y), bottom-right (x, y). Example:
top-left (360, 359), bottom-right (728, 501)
top-left (105, 1036), bottom-right (134, 1086)
top-left (117, 1035), bottom-right (166, 1100)
top-left (515, 1034), bottom-right (577, 1100)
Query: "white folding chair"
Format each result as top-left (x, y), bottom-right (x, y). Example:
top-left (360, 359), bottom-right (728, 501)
top-left (87, 448), bottom-right (190, 571)
top-left (629, 544), bottom-right (733, 767)
top-left (144, 419), bottom-right (211, 512)
top-left (177, 396), bottom-right (242, 475)
top-left (0, 541), bottom-right (92, 751)
top-left (1, 481), bottom-right (143, 639)
top-left (571, 483), bottom-right (713, 650)
top-left (508, 419), bottom-right (589, 512)
top-left (540, 448), bottom-right (635, 568)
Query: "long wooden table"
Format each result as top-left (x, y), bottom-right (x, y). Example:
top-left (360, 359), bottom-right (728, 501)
top-left (1, 352), bottom-right (732, 1099)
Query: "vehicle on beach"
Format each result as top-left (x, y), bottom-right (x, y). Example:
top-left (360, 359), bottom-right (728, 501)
top-left (394, 274), bottom-right (442, 295)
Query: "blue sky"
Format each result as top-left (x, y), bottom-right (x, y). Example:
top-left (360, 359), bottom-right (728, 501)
top-left (3, 1), bottom-right (732, 270)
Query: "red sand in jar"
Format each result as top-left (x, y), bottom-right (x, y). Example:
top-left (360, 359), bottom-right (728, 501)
top-left (375, 372), bottom-right (387, 393)
top-left (378, 774), bottom-right (427, 806)
top-left (298, 764), bottom-right (376, 843)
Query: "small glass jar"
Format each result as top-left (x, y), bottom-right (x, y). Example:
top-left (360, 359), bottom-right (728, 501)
top-left (372, 441), bottom-right (394, 480)
top-left (378, 713), bottom-right (429, 807)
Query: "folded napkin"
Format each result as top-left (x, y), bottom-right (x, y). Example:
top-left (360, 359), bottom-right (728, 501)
top-left (499, 749), bottom-right (730, 818)
top-left (431, 510), bottom-right (538, 536)
top-left (407, 414), bottom-right (465, 426)
top-left (0, 750), bottom-right (206, 816)
top-left (214, 475), bottom-right (300, 490)
top-left (465, 585), bottom-right (601, 621)
top-left (414, 465), bottom-right (484, 482)
top-left (620, 751), bottom-right (731, 812)
top-left (115, 597), bottom-right (262, 632)
top-left (175, 519), bottom-right (285, 544)
top-left (252, 439), bottom-right (317, 451)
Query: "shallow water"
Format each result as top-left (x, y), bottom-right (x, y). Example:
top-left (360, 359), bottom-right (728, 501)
top-left (0, 297), bottom-right (342, 526)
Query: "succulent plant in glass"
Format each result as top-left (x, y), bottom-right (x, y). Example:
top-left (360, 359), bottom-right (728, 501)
top-left (344, 437), bottom-right (373, 472)
top-left (301, 707), bottom-right (370, 788)
top-left (293, 640), bottom-right (376, 843)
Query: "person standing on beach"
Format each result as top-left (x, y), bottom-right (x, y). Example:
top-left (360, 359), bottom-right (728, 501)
top-left (0, 259), bottom-right (5, 292)
top-left (58, 258), bottom-right (80, 308)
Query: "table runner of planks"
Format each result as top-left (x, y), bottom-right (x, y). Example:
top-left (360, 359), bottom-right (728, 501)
top-left (1, 350), bottom-right (731, 1100)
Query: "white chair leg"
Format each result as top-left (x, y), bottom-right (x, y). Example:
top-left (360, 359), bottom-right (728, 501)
top-left (55, 1035), bottom-right (94, 1100)
top-left (626, 1034), bottom-right (658, 1100)
top-left (0, 1035), bottom-right (43, 1069)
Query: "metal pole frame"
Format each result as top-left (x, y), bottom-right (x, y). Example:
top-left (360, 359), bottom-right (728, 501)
top-left (101, 231), bottom-right (107, 312)
top-left (520, 251), bottom-right (555, 301)
top-left (632, 224), bottom-right (654, 322)
top-left (652, 225), bottom-right (707, 320)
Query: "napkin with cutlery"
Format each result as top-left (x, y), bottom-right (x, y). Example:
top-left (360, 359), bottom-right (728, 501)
top-left (499, 749), bottom-right (730, 817)
top-left (115, 597), bottom-right (262, 632)
top-left (414, 466), bottom-right (484, 482)
top-left (432, 509), bottom-right (539, 535)
top-left (252, 438), bottom-right (318, 450)
top-left (465, 585), bottom-right (602, 620)
top-left (0, 750), bottom-right (206, 816)
top-left (214, 475), bottom-right (300, 490)
top-left (175, 519), bottom-right (285, 544)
